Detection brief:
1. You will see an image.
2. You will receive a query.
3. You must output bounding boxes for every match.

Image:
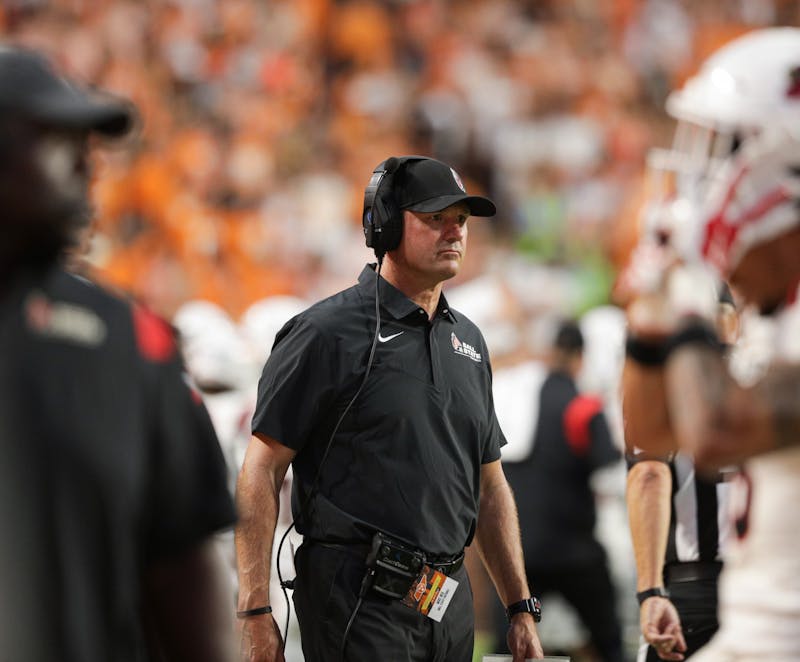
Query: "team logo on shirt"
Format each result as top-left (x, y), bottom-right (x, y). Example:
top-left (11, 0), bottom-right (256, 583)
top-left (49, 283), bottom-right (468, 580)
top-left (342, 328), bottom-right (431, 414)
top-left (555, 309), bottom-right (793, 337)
top-left (25, 292), bottom-right (106, 346)
top-left (451, 332), bottom-right (481, 362)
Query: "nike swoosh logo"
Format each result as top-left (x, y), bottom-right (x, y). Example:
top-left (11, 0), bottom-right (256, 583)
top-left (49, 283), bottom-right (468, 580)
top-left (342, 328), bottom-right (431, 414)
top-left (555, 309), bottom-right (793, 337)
top-left (378, 331), bottom-right (404, 343)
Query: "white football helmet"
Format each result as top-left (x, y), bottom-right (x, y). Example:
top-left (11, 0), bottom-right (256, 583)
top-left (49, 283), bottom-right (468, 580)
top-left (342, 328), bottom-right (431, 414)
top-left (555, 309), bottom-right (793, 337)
top-left (642, 27), bottom-right (800, 275)
top-left (173, 300), bottom-right (251, 391)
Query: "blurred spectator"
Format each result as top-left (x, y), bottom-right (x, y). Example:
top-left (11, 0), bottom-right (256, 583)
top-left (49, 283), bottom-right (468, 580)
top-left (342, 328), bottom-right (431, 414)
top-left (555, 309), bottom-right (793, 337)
top-left (493, 319), bottom-right (626, 661)
top-left (3, 7), bottom-right (799, 660)
top-left (3, 0), bottom-right (793, 327)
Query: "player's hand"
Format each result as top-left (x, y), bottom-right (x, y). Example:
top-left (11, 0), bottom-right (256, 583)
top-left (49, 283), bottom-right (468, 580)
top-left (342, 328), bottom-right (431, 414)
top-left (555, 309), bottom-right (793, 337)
top-left (618, 240), bottom-right (680, 339)
top-left (614, 240), bottom-right (676, 309)
top-left (640, 596), bottom-right (687, 661)
top-left (238, 613), bottom-right (284, 662)
top-left (507, 613), bottom-right (544, 660)
top-left (628, 269), bottom-right (719, 339)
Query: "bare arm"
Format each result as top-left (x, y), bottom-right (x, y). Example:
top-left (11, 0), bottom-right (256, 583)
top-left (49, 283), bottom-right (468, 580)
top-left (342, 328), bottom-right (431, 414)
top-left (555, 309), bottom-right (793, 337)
top-left (626, 461), bottom-right (686, 660)
top-left (757, 363), bottom-right (800, 450)
top-left (665, 346), bottom-right (775, 471)
top-left (622, 319), bottom-right (686, 659)
top-left (621, 358), bottom-right (677, 457)
top-left (626, 461), bottom-right (671, 593)
top-left (474, 460), bottom-right (543, 661)
top-left (235, 434), bottom-right (295, 662)
top-left (142, 538), bottom-right (237, 662)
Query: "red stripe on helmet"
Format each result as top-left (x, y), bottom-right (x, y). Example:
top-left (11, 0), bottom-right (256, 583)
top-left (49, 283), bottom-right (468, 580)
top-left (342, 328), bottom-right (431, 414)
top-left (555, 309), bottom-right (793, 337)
top-left (702, 162), bottom-right (791, 273)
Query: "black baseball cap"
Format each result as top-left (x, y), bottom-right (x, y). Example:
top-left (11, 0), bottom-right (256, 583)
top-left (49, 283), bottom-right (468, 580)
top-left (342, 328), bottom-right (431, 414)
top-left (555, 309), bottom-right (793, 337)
top-left (0, 46), bottom-right (133, 137)
top-left (395, 157), bottom-right (496, 217)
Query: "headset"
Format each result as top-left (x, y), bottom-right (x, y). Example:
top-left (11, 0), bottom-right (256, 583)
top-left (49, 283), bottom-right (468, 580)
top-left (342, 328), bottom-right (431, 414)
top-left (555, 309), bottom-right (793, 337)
top-left (362, 155), bottom-right (428, 258)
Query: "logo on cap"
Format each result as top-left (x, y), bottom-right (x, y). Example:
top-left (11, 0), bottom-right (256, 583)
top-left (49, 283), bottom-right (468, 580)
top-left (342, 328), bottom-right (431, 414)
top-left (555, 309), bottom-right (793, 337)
top-left (450, 168), bottom-right (466, 193)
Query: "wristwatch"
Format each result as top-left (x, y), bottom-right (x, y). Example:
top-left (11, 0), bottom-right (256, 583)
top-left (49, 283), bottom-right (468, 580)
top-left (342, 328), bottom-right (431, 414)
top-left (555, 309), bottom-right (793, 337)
top-left (636, 586), bottom-right (670, 605)
top-left (505, 596), bottom-right (542, 623)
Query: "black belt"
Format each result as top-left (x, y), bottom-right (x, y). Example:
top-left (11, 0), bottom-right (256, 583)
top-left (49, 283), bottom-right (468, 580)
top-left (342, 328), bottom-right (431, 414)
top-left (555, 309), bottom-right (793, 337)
top-left (664, 561), bottom-right (722, 584)
top-left (309, 540), bottom-right (465, 575)
top-left (427, 551), bottom-right (465, 575)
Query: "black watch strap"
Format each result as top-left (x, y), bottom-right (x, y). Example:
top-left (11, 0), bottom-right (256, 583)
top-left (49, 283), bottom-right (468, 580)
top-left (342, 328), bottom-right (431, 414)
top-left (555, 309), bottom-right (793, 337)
top-left (636, 587), bottom-right (670, 605)
top-left (236, 605), bottom-right (272, 618)
top-left (505, 596), bottom-right (542, 623)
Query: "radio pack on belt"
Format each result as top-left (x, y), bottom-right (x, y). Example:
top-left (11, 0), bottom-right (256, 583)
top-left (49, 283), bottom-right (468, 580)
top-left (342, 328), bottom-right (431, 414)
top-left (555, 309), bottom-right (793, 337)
top-left (365, 532), bottom-right (426, 599)
top-left (342, 531), bottom-right (461, 656)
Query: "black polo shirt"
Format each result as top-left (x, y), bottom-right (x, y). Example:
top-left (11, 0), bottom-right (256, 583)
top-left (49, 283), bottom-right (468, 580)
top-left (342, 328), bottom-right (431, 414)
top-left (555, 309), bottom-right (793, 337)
top-left (0, 266), bottom-right (236, 661)
top-left (253, 264), bottom-right (505, 556)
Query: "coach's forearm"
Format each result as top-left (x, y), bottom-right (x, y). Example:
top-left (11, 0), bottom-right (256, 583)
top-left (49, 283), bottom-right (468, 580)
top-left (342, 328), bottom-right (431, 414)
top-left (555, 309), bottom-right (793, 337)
top-left (474, 460), bottom-right (530, 604)
top-left (234, 437), bottom-right (285, 610)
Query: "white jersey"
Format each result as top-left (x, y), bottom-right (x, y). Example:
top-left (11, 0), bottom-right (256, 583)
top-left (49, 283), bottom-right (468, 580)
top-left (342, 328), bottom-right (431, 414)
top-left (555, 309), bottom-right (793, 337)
top-left (697, 291), bottom-right (800, 660)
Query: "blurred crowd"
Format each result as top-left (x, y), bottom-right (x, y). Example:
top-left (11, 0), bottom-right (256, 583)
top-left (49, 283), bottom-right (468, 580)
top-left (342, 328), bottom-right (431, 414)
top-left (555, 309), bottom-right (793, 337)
top-left (4, 2), bottom-right (800, 659)
top-left (4, 0), bottom-right (798, 339)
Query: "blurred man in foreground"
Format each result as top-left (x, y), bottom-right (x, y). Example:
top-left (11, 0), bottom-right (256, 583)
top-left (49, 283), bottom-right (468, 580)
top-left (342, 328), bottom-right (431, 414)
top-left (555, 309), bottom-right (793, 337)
top-left (0, 46), bottom-right (237, 661)
top-left (621, 28), bottom-right (800, 662)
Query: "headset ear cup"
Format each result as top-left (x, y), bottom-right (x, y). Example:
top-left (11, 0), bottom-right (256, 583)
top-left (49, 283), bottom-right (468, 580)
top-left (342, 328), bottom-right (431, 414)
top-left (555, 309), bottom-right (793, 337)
top-left (363, 168), bottom-right (403, 258)
top-left (375, 189), bottom-right (403, 254)
top-left (363, 155), bottom-right (428, 258)
top-left (362, 170), bottom-right (383, 251)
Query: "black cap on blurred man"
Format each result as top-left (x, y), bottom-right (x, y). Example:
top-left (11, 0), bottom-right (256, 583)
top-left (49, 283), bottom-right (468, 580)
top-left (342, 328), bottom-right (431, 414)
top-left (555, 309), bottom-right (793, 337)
top-left (0, 46), bottom-right (133, 281)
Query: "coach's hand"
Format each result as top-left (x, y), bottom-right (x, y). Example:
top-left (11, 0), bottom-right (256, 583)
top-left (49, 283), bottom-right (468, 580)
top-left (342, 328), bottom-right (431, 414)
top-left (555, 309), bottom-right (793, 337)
top-left (507, 613), bottom-right (544, 661)
top-left (239, 613), bottom-right (284, 662)
top-left (641, 595), bottom-right (687, 661)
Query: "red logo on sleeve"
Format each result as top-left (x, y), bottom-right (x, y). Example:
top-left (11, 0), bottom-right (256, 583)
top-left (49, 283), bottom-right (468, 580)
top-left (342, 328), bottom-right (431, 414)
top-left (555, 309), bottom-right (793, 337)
top-left (563, 395), bottom-right (603, 455)
top-left (132, 305), bottom-right (176, 362)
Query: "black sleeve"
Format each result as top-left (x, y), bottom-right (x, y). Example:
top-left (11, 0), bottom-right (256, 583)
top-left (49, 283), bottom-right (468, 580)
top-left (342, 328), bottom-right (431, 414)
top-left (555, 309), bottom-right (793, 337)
top-left (586, 412), bottom-right (622, 471)
top-left (481, 353), bottom-right (507, 463)
top-left (251, 316), bottom-right (341, 451)
top-left (562, 393), bottom-right (620, 470)
top-left (143, 352), bottom-right (237, 560)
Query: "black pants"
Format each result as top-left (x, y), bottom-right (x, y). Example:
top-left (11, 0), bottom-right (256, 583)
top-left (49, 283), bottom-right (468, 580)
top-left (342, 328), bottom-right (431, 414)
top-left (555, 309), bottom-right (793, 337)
top-left (492, 558), bottom-right (626, 662)
top-left (293, 541), bottom-right (474, 662)
top-left (642, 578), bottom-right (718, 662)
